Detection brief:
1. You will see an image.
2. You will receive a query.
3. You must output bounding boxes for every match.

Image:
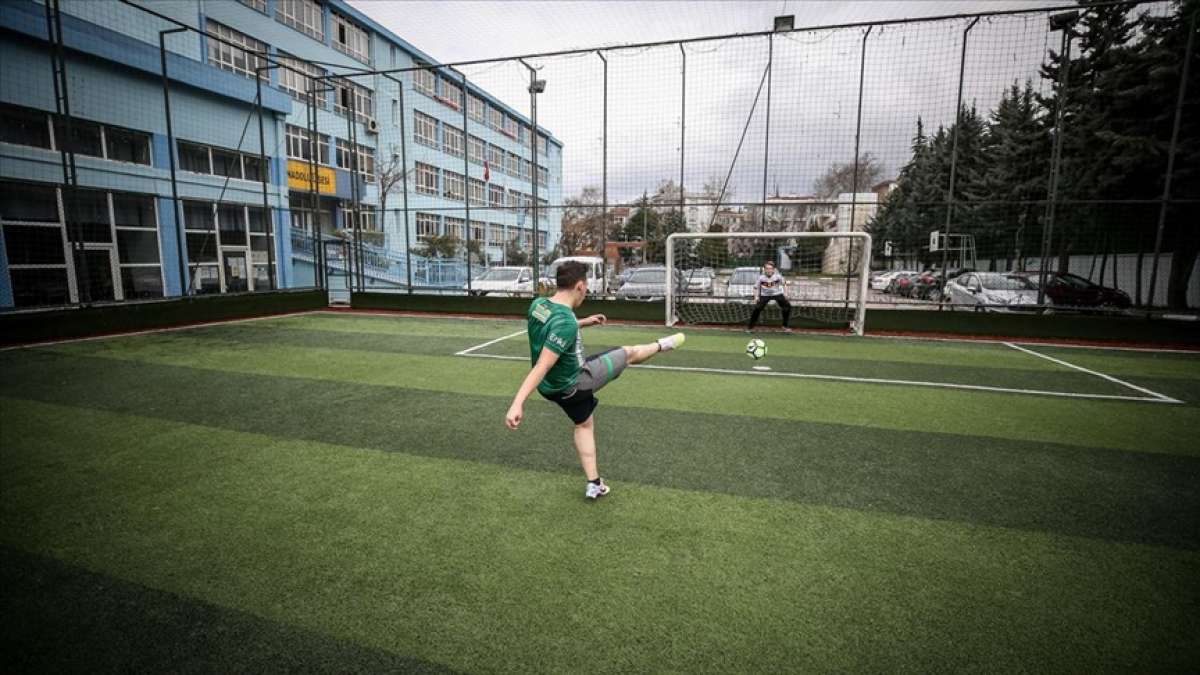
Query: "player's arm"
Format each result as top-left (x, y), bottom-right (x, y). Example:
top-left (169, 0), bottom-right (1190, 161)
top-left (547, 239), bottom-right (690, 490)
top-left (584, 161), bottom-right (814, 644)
top-left (579, 314), bottom-right (607, 327)
top-left (505, 347), bottom-right (560, 430)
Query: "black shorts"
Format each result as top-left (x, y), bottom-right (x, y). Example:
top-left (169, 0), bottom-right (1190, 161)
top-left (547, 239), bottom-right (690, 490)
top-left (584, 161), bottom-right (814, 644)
top-left (540, 347), bottom-right (628, 425)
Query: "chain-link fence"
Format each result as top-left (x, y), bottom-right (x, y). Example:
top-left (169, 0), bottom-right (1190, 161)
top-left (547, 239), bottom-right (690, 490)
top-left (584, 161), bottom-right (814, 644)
top-left (2, 0), bottom-right (1196, 315)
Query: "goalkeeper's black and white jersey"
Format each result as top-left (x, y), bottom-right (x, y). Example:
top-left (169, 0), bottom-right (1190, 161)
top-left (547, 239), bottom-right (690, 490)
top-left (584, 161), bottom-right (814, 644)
top-left (757, 272), bottom-right (785, 296)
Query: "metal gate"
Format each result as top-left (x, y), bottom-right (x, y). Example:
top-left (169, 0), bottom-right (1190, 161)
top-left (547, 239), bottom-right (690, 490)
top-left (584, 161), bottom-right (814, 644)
top-left (324, 239), bottom-right (350, 305)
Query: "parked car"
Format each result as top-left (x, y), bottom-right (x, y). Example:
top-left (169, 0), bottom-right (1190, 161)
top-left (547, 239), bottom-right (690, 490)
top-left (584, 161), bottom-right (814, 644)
top-left (681, 267), bottom-right (715, 296)
top-left (726, 266), bottom-right (762, 302)
top-left (547, 256), bottom-right (608, 295)
top-left (945, 272), bottom-right (1040, 311)
top-left (614, 266), bottom-right (686, 301)
top-left (872, 270), bottom-right (914, 292)
top-left (1015, 271), bottom-right (1131, 309)
top-left (464, 266), bottom-right (533, 297)
top-left (912, 271), bottom-right (944, 301)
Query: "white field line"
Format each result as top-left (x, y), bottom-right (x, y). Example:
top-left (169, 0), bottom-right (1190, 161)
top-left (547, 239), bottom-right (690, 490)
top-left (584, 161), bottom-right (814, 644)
top-left (458, 352), bottom-right (1178, 404)
top-left (0, 310), bottom-right (321, 351)
top-left (455, 329), bottom-right (527, 356)
top-left (1003, 342), bottom-right (1182, 403)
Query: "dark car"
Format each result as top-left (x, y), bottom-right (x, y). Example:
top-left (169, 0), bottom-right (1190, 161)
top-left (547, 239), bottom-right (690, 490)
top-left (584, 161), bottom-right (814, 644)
top-left (1018, 272), bottom-right (1132, 309)
top-left (886, 273), bottom-right (917, 297)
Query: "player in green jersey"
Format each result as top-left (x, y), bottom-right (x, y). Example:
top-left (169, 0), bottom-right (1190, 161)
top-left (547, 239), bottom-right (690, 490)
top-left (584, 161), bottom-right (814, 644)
top-left (505, 261), bottom-right (685, 499)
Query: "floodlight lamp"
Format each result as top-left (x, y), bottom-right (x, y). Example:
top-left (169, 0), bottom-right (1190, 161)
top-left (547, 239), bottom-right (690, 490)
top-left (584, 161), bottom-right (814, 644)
top-left (528, 79), bottom-right (546, 94)
top-left (774, 15), bottom-right (794, 32)
top-left (1049, 11), bottom-right (1078, 31)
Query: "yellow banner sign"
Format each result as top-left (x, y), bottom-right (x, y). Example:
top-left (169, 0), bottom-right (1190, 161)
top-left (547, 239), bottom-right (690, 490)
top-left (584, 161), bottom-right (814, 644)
top-left (287, 160), bottom-right (336, 194)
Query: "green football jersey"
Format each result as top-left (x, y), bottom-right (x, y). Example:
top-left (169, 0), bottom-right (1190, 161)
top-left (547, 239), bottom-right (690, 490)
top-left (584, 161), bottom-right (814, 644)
top-left (527, 297), bottom-right (583, 395)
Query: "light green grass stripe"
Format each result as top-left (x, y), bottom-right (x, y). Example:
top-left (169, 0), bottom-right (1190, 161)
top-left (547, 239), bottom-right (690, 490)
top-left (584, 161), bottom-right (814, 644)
top-left (245, 314), bottom-right (1066, 372)
top-left (47, 336), bottom-right (1200, 456)
top-left (1034, 346), bottom-right (1200, 379)
top-left (2, 397), bottom-right (1196, 672)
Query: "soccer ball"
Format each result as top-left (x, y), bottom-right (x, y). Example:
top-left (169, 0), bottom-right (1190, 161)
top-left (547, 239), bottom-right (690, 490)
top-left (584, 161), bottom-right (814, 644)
top-left (745, 339), bottom-right (767, 360)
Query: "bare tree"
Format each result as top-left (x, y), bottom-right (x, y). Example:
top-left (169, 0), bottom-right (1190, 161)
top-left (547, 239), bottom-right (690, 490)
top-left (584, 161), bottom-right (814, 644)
top-left (812, 153), bottom-right (885, 198)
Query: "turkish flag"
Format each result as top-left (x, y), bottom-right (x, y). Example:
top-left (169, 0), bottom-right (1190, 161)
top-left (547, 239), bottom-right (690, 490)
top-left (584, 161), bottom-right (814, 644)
top-left (483, 161), bottom-right (490, 182)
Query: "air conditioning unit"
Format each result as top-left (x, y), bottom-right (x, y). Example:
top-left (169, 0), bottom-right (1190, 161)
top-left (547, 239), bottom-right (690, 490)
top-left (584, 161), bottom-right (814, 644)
top-left (365, 118), bottom-right (379, 134)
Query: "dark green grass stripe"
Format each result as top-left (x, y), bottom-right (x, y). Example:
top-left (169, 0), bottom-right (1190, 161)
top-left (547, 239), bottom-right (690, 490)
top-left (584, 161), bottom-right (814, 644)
top-left (4, 354), bottom-right (1197, 550)
top-left (0, 545), bottom-right (457, 674)
top-left (170, 323), bottom-right (1140, 398)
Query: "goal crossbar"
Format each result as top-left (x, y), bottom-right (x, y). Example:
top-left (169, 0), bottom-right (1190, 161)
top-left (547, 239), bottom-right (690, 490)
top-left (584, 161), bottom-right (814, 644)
top-left (666, 231), bottom-right (873, 335)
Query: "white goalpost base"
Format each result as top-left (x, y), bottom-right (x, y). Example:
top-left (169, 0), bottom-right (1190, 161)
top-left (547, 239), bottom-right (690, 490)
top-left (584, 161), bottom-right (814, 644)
top-left (666, 231), bottom-right (873, 335)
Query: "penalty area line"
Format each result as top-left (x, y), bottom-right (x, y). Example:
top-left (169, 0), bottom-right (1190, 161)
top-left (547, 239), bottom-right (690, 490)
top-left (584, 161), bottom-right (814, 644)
top-left (1003, 342), bottom-right (1182, 403)
top-left (455, 329), bottom-right (526, 356)
top-left (457, 352), bottom-right (1179, 404)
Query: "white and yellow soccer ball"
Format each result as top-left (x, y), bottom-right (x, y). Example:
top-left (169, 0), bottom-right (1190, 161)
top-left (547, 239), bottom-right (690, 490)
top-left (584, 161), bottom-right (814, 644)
top-left (745, 338), bottom-right (767, 360)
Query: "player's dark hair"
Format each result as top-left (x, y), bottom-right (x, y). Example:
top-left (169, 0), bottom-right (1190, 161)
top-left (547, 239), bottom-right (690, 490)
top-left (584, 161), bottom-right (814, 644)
top-left (556, 261), bottom-right (588, 289)
top-left (764, 261), bottom-right (776, 268)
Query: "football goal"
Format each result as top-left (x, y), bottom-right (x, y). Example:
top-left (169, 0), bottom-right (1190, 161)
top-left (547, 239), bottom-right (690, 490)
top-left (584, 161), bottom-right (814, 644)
top-left (665, 231), bottom-right (872, 335)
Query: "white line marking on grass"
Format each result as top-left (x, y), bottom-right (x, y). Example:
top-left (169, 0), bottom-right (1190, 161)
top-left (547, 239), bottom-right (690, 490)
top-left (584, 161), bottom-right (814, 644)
top-left (1003, 342), bottom-right (1183, 403)
top-left (457, 352), bottom-right (1179, 404)
top-left (455, 330), bottom-right (526, 356)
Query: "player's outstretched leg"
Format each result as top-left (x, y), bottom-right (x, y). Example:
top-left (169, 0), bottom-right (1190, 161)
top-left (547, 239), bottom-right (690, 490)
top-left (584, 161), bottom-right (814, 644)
top-left (622, 332), bottom-right (685, 365)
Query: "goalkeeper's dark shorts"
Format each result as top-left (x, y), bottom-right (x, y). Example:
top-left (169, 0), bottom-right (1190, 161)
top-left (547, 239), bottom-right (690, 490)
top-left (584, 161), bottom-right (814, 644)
top-left (541, 347), bottom-right (628, 425)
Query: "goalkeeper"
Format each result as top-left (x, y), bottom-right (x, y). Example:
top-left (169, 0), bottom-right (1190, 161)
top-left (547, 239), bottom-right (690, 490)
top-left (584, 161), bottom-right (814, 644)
top-left (505, 261), bottom-right (685, 500)
top-left (747, 261), bottom-right (793, 333)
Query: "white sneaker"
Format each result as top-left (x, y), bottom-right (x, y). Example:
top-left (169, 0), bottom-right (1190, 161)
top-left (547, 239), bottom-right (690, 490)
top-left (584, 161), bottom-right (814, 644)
top-left (585, 479), bottom-right (611, 500)
top-left (657, 332), bottom-right (686, 352)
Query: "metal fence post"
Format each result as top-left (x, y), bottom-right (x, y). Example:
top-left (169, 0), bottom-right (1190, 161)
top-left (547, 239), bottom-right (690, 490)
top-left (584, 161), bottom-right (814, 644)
top-left (460, 71), bottom-right (473, 294)
top-left (844, 25), bottom-right (872, 305)
top-left (255, 68), bottom-right (277, 290)
top-left (599, 50), bottom-right (608, 292)
top-left (1148, 9), bottom-right (1195, 307)
top-left (397, 84), bottom-right (413, 293)
top-left (940, 17), bottom-right (980, 304)
top-left (680, 43), bottom-right (686, 242)
top-left (760, 33), bottom-right (773, 229)
top-left (159, 27), bottom-right (189, 297)
top-left (1038, 12), bottom-right (1077, 305)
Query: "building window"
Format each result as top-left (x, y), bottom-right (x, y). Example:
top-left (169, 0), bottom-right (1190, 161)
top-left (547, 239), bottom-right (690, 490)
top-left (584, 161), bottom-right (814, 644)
top-left (439, 79), bottom-right (462, 110)
top-left (470, 221), bottom-right (485, 244)
top-left (0, 104), bottom-right (52, 149)
top-left (443, 124), bottom-right (464, 158)
top-left (501, 115), bottom-right (518, 139)
top-left (177, 140), bottom-right (261, 180)
top-left (184, 200), bottom-right (273, 294)
top-left (336, 139), bottom-right (375, 182)
top-left (277, 52), bottom-right (324, 102)
top-left (519, 158), bottom-right (531, 181)
top-left (444, 216), bottom-right (465, 241)
top-left (342, 206), bottom-right (378, 232)
top-left (239, 0), bottom-right (268, 12)
top-left (206, 20), bottom-right (267, 80)
top-left (414, 162), bottom-right (438, 195)
top-left (53, 116), bottom-right (103, 158)
top-left (105, 127), bottom-right (151, 165)
top-left (507, 190), bottom-right (520, 208)
top-left (468, 135), bottom-right (485, 165)
top-left (276, 0), bottom-right (324, 42)
top-left (414, 64), bottom-right (436, 97)
top-left (487, 105), bottom-right (503, 131)
top-left (1, 181), bottom-right (166, 307)
top-left (285, 124), bottom-right (330, 164)
top-left (505, 151), bottom-right (520, 177)
top-left (536, 164), bottom-right (548, 187)
top-left (332, 12), bottom-right (371, 64)
top-left (487, 144), bottom-right (505, 172)
top-left (416, 212), bottom-right (439, 239)
top-left (488, 224), bottom-right (504, 245)
top-left (390, 44), bottom-right (397, 67)
top-left (468, 178), bottom-right (486, 206)
top-left (518, 124), bottom-right (530, 147)
top-left (334, 79), bottom-right (374, 123)
top-left (443, 171), bottom-right (465, 201)
top-left (468, 95), bottom-right (485, 124)
top-left (414, 112), bottom-right (438, 148)
top-left (489, 185), bottom-right (505, 207)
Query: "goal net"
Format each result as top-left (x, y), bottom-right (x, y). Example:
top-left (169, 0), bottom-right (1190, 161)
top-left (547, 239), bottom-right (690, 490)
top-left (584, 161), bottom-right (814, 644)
top-left (666, 231), bottom-right (872, 335)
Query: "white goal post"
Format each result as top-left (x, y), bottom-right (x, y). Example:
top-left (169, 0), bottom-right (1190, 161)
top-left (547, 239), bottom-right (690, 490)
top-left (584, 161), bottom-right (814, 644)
top-left (666, 231), bottom-right (873, 335)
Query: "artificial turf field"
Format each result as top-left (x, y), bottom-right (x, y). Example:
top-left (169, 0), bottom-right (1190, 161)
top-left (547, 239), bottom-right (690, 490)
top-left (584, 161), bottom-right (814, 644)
top-left (1, 311), bottom-right (1198, 672)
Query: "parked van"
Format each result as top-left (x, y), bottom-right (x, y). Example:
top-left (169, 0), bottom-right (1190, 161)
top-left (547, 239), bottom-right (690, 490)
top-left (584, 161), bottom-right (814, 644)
top-left (547, 256), bottom-right (608, 295)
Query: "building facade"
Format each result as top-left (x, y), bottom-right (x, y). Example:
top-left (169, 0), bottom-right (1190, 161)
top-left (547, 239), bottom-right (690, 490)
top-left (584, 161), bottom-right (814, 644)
top-left (0, 0), bottom-right (562, 309)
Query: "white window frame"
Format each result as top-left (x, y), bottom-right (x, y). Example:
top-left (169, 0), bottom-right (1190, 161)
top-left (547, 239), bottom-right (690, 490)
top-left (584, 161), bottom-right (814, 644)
top-left (276, 0), bottom-right (324, 42)
top-left (443, 124), bottom-right (464, 158)
top-left (414, 163), bottom-right (438, 195)
top-left (442, 170), bottom-right (465, 202)
top-left (285, 124), bottom-right (329, 164)
top-left (416, 212), bottom-right (439, 239)
top-left (488, 184), bottom-right (505, 207)
top-left (439, 79), bottom-right (462, 111)
top-left (468, 95), bottom-right (486, 123)
top-left (277, 52), bottom-right (323, 102)
top-left (414, 64), bottom-right (436, 97)
top-left (332, 11), bottom-right (371, 64)
top-left (444, 216), bottom-right (465, 241)
top-left (205, 20), bottom-right (267, 80)
top-left (468, 178), bottom-right (486, 206)
top-left (414, 112), bottom-right (438, 148)
top-left (333, 78), bottom-right (374, 123)
top-left (468, 135), bottom-right (485, 165)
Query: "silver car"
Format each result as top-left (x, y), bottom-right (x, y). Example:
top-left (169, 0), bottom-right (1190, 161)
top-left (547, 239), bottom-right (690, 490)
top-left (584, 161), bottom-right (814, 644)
top-left (726, 267), bottom-right (761, 303)
top-left (615, 266), bottom-right (685, 301)
top-left (946, 272), bottom-right (1040, 311)
top-left (681, 268), bottom-right (715, 296)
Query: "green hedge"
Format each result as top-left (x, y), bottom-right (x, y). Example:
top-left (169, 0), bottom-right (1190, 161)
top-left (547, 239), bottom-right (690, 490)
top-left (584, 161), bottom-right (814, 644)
top-left (352, 292), bottom-right (1199, 346)
top-left (0, 289), bottom-right (328, 347)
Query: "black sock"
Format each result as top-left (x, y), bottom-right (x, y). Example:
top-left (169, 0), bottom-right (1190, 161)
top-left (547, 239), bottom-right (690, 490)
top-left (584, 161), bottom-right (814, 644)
top-left (589, 477), bottom-right (603, 485)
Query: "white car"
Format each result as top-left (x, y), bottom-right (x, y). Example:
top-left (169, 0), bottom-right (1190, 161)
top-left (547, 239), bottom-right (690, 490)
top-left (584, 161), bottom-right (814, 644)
top-left (945, 272), bottom-right (1040, 311)
top-left (464, 266), bottom-right (533, 296)
top-left (871, 270), bottom-right (914, 292)
top-left (547, 256), bottom-right (608, 295)
top-left (726, 267), bottom-right (761, 303)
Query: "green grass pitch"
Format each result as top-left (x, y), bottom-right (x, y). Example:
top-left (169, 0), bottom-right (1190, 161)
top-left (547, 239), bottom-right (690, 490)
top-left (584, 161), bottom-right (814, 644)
top-left (2, 311), bottom-right (1198, 672)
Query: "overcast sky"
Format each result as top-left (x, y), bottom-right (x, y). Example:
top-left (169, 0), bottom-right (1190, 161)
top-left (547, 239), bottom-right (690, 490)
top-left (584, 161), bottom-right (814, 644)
top-left (349, 0), bottom-right (1076, 204)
